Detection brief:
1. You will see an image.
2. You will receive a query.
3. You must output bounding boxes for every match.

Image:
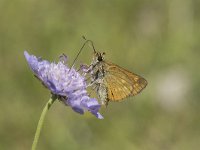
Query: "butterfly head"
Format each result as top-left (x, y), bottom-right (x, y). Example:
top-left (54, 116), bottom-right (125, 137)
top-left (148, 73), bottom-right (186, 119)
top-left (93, 51), bottom-right (106, 63)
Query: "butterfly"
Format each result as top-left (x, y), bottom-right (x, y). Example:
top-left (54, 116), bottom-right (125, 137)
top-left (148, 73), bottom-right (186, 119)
top-left (83, 50), bottom-right (148, 106)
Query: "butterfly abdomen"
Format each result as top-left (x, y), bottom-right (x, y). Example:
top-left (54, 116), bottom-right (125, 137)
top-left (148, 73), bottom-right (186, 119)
top-left (97, 83), bottom-right (108, 105)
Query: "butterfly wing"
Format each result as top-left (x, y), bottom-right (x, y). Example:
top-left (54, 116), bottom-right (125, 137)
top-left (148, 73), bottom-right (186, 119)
top-left (104, 61), bottom-right (148, 102)
top-left (105, 71), bottom-right (133, 101)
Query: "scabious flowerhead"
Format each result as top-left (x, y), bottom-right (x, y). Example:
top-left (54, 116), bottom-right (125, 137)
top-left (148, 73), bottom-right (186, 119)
top-left (24, 51), bottom-right (103, 119)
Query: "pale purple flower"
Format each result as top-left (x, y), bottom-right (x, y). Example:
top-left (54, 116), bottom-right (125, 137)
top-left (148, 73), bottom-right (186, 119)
top-left (24, 51), bottom-right (103, 119)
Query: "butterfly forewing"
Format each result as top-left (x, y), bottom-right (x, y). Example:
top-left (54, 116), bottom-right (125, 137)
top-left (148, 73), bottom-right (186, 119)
top-left (104, 61), bottom-right (147, 101)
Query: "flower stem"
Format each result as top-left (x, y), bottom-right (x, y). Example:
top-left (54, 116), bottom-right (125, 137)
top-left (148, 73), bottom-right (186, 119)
top-left (31, 95), bottom-right (57, 150)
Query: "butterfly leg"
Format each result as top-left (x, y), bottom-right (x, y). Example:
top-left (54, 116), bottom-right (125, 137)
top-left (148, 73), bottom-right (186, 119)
top-left (79, 64), bottom-right (93, 73)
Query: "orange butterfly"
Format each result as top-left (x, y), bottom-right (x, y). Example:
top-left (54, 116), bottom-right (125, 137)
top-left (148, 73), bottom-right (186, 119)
top-left (83, 48), bottom-right (147, 106)
top-left (73, 38), bottom-right (147, 106)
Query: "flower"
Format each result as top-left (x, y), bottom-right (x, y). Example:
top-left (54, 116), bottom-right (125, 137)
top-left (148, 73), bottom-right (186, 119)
top-left (24, 51), bottom-right (103, 119)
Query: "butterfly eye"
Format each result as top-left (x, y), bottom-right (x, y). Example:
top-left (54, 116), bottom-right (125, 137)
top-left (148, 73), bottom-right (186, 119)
top-left (98, 55), bottom-right (103, 61)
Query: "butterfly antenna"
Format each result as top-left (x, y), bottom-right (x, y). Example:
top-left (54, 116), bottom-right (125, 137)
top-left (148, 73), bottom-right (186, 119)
top-left (70, 37), bottom-right (96, 69)
top-left (82, 36), bottom-right (96, 53)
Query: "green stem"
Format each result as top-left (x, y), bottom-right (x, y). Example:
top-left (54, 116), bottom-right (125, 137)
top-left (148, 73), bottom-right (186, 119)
top-left (31, 95), bottom-right (56, 150)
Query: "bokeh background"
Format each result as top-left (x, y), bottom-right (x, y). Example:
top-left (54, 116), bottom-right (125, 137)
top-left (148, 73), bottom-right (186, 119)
top-left (0, 0), bottom-right (200, 149)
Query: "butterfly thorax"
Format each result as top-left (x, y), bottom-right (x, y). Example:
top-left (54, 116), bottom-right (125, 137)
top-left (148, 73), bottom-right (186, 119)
top-left (90, 52), bottom-right (106, 81)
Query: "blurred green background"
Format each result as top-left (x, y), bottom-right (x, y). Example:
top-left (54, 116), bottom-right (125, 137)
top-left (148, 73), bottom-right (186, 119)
top-left (0, 0), bottom-right (200, 149)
